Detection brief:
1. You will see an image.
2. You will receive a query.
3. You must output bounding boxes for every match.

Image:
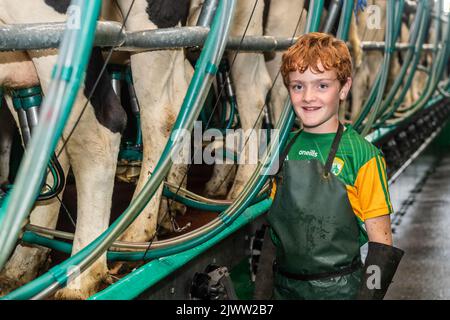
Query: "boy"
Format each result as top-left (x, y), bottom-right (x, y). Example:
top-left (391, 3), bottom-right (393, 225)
top-left (266, 32), bottom-right (404, 300)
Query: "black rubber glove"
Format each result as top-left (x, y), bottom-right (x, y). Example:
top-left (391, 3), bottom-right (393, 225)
top-left (357, 241), bottom-right (404, 300)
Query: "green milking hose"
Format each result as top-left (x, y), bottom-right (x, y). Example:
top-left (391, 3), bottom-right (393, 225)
top-left (386, 2), bottom-right (449, 126)
top-left (336, 0), bottom-right (355, 41)
top-left (374, 1), bottom-right (426, 127)
top-left (359, 0), bottom-right (403, 136)
top-left (403, 2), bottom-right (448, 112)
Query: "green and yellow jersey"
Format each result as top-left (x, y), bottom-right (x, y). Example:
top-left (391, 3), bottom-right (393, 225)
top-left (269, 124), bottom-right (393, 244)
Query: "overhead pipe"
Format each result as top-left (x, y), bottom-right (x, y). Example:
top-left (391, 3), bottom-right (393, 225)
top-left (0, 21), bottom-right (438, 53)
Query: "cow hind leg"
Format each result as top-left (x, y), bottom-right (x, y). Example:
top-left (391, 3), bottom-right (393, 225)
top-left (204, 163), bottom-right (236, 198)
top-left (53, 92), bottom-right (124, 299)
top-left (0, 136), bottom-right (71, 297)
top-left (227, 53), bottom-right (271, 200)
top-left (0, 53), bottom-right (70, 296)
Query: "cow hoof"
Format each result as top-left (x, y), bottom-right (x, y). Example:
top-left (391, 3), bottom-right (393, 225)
top-left (204, 178), bottom-right (233, 199)
top-left (204, 185), bottom-right (228, 199)
top-left (109, 262), bottom-right (129, 276)
top-left (54, 287), bottom-right (92, 300)
top-left (0, 275), bottom-right (24, 297)
top-left (53, 273), bottom-right (113, 300)
top-left (109, 261), bottom-right (143, 277)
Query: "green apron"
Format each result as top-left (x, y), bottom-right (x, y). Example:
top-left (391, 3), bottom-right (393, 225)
top-left (267, 123), bottom-right (362, 300)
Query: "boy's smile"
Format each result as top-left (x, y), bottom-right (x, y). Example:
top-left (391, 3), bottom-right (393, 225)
top-left (288, 62), bottom-right (352, 134)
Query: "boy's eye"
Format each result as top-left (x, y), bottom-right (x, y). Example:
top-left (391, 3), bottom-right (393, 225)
top-left (291, 84), bottom-right (302, 90)
top-left (318, 83), bottom-right (329, 89)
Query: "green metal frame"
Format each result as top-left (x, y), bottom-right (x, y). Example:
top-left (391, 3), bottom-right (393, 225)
top-left (89, 199), bottom-right (272, 300)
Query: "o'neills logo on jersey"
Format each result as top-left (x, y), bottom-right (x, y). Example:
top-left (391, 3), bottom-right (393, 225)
top-left (298, 149), bottom-right (318, 158)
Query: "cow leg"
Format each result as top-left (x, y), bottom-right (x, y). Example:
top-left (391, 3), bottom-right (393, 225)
top-left (25, 50), bottom-right (126, 299)
top-left (0, 141), bottom-right (69, 296)
top-left (54, 102), bottom-right (121, 299)
top-left (116, 49), bottom-right (193, 243)
top-left (0, 52), bottom-right (70, 296)
top-left (114, 0), bottom-right (193, 244)
top-left (226, 0), bottom-right (272, 200)
top-left (264, 0), bottom-right (306, 125)
top-left (204, 163), bottom-right (236, 198)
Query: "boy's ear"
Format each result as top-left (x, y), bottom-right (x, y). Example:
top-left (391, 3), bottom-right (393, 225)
top-left (340, 77), bottom-right (352, 100)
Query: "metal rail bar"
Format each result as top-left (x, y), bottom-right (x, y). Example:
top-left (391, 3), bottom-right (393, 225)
top-left (0, 22), bottom-right (441, 52)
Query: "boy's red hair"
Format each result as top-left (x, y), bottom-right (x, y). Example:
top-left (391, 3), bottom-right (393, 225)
top-left (281, 32), bottom-right (352, 87)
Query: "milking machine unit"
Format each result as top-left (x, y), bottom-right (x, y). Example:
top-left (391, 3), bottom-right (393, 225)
top-left (199, 57), bottom-right (241, 132)
top-left (8, 86), bottom-right (65, 201)
top-left (12, 87), bottom-right (42, 146)
top-left (108, 64), bottom-right (143, 183)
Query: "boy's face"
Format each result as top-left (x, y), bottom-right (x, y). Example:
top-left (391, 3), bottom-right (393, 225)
top-left (288, 62), bottom-right (351, 133)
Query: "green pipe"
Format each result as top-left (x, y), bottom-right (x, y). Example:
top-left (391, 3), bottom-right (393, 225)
top-left (0, 0), bottom-right (101, 272)
top-left (164, 186), bottom-right (269, 212)
top-left (2, 0), bottom-right (236, 300)
top-left (336, 0), bottom-right (355, 41)
top-left (366, 94), bottom-right (448, 144)
top-left (374, 1), bottom-right (426, 125)
top-left (378, 2), bottom-right (430, 123)
top-left (224, 99), bottom-right (236, 131)
top-left (388, 1), bottom-right (449, 124)
top-left (163, 187), bottom-right (228, 212)
top-left (359, 0), bottom-right (401, 136)
top-left (408, 1), bottom-right (448, 109)
top-left (353, 0), bottom-right (403, 131)
top-left (23, 197), bottom-right (269, 262)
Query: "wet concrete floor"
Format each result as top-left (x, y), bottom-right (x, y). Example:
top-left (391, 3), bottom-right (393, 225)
top-left (386, 149), bottom-right (450, 299)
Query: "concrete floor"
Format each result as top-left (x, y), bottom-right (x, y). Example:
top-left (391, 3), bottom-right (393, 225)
top-left (386, 149), bottom-right (450, 299)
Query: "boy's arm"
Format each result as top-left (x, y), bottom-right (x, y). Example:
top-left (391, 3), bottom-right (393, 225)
top-left (356, 155), bottom-right (404, 300)
top-left (355, 154), bottom-right (394, 245)
top-left (365, 215), bottom-right (393, 245)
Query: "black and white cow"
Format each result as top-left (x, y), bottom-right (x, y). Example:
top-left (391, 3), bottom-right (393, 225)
top-left (0, 0), bottom-right (127, 299)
